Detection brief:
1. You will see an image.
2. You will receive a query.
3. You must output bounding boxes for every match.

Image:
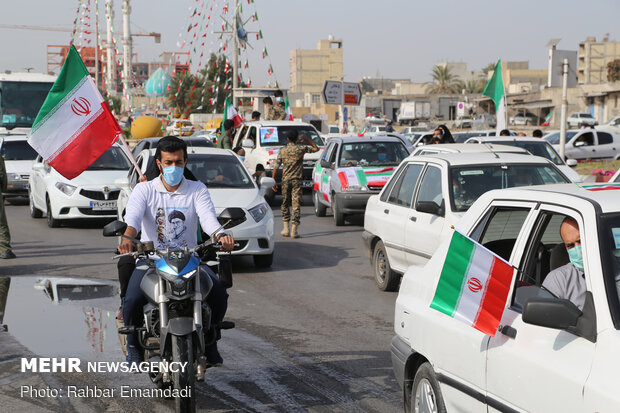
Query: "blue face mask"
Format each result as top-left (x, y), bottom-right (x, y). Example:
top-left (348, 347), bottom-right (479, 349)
top-left (377, 153), bottom-right (387, 161)
top-left (567, 245), bottom-right (584, 271)
top-left (240, 156), bottom-right (245, 162)
top-left (162, 165), bottom-right (184, 186)
top-left (276, 97), bottom-right (283, 103)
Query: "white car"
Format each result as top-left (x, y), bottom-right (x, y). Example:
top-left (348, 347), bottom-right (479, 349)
top-left (362, 152), bottom-right (571, 291)
top-left (28, 145), bottom-right (131, 227)
top-left (165, 119), bottom-right (195, 136)
top-left (465, 136), bottom-right (583, 182)
top-left (0, 134), bottom-right (37, 197)
top-left (392, 184), bottom-right (620, 413)
top-left (567, 112), bottom-right (598, 128)
top-left (116, 147), bottom-right (276, 267)
top-left (611, 168), bottom-right (620, 183)
top-left (232, 121), bottom-right (324, 204)
top-left (544, 129), bottom-right (620, 161)
top-left (410, 143), bottom-right (529, 157)
top-left (509, 112), bottom-right (538, 126)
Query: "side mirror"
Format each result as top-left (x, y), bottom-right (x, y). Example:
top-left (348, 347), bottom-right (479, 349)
top-left (258, 177), bottom-right (276, 196)
top-left (320, 159), bottom-right (333, 169)
top-left (566, 159), bottom-right (578, 167)
top-left (522, 298), bottom-right (581, 330)
top-left (218, 207), bottom-right (247, 228)
top-left (574, 140), bottom-right (586, 147)
top-left (416, 200), bottom-right (443, 217)
top-left (103, 220), bottom-right (128, 237)
top-left (242, 139), bottom-right (255, 149)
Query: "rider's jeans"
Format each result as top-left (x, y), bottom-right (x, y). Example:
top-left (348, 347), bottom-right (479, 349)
top-left (122, 260), bottom-right (229, 348)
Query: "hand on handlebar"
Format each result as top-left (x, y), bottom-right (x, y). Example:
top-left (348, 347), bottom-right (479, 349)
top-left (217, 234), bottom-right (235, 252)
top-left (118, 238), bottom-right (135, 254)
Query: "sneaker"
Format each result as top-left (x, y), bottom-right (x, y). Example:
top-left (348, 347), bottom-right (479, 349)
top-left (126, 345), bottom-right (141, 371)
top-left (0, 252), bottom-right (16, 259)
top-left (205, 342), bottom-right (223, 367)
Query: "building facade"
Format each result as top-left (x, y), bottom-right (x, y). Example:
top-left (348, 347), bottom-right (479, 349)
top-left (289, 36), bottom-right (343, 94)
top-left (578, 36), bottom-right (620, 84)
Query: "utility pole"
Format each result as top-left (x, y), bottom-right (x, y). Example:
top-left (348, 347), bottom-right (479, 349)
top-left (94, 0), bottom-right (99, 89)
top-left (105, 0), bottom-right (115, 96)
top-left (559, 58), bottom-right (569, 160)
top-left (232, 0), bottom-right (239, 105)
top-left (122, 0), bottom-right (132, 111)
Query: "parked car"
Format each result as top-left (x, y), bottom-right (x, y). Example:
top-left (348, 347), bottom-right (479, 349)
top-left (451, 130), bottom-right (517, 143)
top-left (596, 116), bottom-right (620, 133)
top-left (312, 136), bottom-right (410, 225)
top-left (368, 125), bottom-right (387, 133)
top-left (116, 147), bottom-right (276, 267)
top-left (189, 128), bottom-right (218, 144)
top-left (29, 144), bottom-right (131, 227)
top-left (465, 136), bottom-right (583, 182)
top-left (509, 112), bottom-right (538, 126)
top-left (473, 113), bottom-right (496, 128)
top-left (232, 121), bottom-right (324, 204)
top-left (400, 126), bottom-right (430, 135)
top-left (567, 112), bottom-right (598, 128)
top-left (544, 129), bottom-right (620, 161)
top-left (362, 152), bottom-right (571, 291)
top-left (0, 135), bottom-right (38, 197)
top-left (453, 116), bottom-right (474, 129)
top-left (410, 143), bottom-right (529, 157)
top-left (392, 183), bottom-right (620, 413)
top-left (131, 136), bottom-right (214, 157)
top-left (165, 119), bottom-right (195, 136)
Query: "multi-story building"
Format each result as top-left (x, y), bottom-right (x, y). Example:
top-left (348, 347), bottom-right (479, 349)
top-left (578, 36), bottom-right (620, 84)
top-left (289, 36), bottom-right (343, 94)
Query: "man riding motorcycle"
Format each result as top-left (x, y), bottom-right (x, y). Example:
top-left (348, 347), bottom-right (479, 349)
top-left (118, 136), bottom-right (234, 367)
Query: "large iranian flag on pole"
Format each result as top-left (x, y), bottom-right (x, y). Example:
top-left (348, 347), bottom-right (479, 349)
top-left (483, 60), bottom-right (506, 136)
top-left (221, 97), bottom-right (243, 132)
top-left (28, 45), bottom-right (121, 180)
top-left (430, 230), bottom-right (513, 336)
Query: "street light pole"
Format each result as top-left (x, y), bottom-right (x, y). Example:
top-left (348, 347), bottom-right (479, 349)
top-left (232, 0), bottom-right (239, 106)
top-left (559, 58), bottom-right (569, 160)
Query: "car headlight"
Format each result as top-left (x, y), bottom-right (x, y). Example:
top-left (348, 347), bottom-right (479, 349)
top-left (7, 173), bottom-right (21, 181)
top-left (248, 203), bottom-right (269, 222)
top-left (55, 182), bottom-right (77, 196)
top-left (344, 185), bottom-right (368, 192)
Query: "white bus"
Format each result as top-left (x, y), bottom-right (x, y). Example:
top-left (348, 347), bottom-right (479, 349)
top-left (0, 72), bottom-right (56, 133)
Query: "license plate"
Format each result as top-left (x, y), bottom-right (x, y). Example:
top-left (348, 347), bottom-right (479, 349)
top-left (90, 200), bottom-right (117, 210)
top-left (302, 181), bottom-right (313, 188)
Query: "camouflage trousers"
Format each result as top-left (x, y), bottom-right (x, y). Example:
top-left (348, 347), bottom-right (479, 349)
top-left (281, 179), bottom-right (302, 224)
top-left (0, 195), bottom-right (11, 254)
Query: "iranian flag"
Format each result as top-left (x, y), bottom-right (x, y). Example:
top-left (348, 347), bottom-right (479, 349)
top-left (541, 111), bottom-right (553, 126)
top-left (221, 97), bottom-right (243, 132)
top-left (483, 60), bottom-right (506, 136)
top-left (430, 230), bottom-right (513, 336)
top-left (28, 45), bottom-right (121, 180)
top-left (357, 127), bottom-right (367, 137)
top-left (284, 96), bottom-right (294, 121)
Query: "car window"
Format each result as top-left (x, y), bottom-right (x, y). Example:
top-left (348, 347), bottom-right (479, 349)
top-left (0, 140), bottom-right (38, 160)
top-left (575, 132), bottom-right (594, 146)
top-left (474, 207), bottom-right (530, 262)
top-left (415, 165), bottom-right (443, 207)
top-left (259, 125), bottom-right (322, 147)
top-left (129, 154), bottom-right (143, 188)
top-left (338, 142), bottom-right (408, 167)
top-left (187, 153), bottom-right (254, 188)
top-left (497, 141), bottom-right (564, 165)
top-left (598, 132), bottom-right (613, 145)
top-left (87, 146), bottom-right (131, 171)
top-left (599, 213), bottom-right (620, 329)
top-left (393, 164), bottom-right (423, 207)
top-left (387, 165), bottom-right (409, 204)
top-left (380, 163), bottom-right (407, 202)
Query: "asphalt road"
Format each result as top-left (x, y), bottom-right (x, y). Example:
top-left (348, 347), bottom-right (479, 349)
top-left (0, 196), bottom-right (402, 413)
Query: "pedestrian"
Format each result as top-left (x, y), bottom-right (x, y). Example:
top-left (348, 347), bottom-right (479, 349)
top-left (263, 97), bottom-right (275, 120)
top-left (217, 119), bottom-right (235, 149)
top-left (532, 129), bottom-right (543, 138)
top-left (349, 120), bottom-right (357, 134)
top-left (251, 111), bottom-right (261, 121)
top-left (273, 90), bottom-right (287, 120)
top-left (271, 129), bottom-right (319, 238)
top-left (0, 155), bottom-right (16, 259)
top-left (386, 121), bottom-right (395, 132)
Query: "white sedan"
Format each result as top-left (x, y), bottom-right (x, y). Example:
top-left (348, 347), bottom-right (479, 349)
top-left (392, 184), bottom-right (620, 413)
top-left (116, 147), bottom-right (276, 268)
top-left (29, 145), bottom-right (131, 227)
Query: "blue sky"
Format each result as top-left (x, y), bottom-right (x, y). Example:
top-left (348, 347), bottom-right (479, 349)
top-left (2, 0), bottom-right (619, 87)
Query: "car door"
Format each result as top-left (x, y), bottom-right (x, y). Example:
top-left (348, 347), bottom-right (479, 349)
top-left (594, 131), bottom-right (617, 159)
top-left (243, 126), bottom-right (260, 171)
top-left (316, 142), bottom-right (337, 206)
top-left (485, 206), bottom-right (596, 413)
top-left (31, 155), bottom-right (49, 209)
top-left (568, 131), bottom-right (597, 160)
top-left (406, 164), bottom-right (447, 264)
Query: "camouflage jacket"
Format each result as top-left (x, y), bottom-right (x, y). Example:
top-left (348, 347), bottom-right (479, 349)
top-left (274, 143), bottom-right (319, 181)
top-left (264, 106), bottom-right (275, 120)
top-left (0, 156), bottom-right (6, 192)
top-left (273, 104), bottom-right (286, 120)
top-left (217, 130), bottom-right (233, 149)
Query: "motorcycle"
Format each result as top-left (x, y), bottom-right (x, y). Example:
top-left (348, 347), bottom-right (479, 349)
top-left (103, 207), bottom-right (246, 413)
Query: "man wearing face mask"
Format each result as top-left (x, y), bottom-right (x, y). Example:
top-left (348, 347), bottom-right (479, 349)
top-left (273, 90), bottom-right (287, 120)
top-left (119, 136), bottom-right (234, 367)
top-left (542, 216), bottom-right (587, 310)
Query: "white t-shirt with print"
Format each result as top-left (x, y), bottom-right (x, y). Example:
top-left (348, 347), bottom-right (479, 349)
top-left (124, 176), bottom-right (221, 250)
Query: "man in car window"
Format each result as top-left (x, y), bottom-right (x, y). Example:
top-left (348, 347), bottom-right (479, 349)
top-left (217, 119), bottom-right (235, 150)
top-left (542, 217), bottom-right (587, 310)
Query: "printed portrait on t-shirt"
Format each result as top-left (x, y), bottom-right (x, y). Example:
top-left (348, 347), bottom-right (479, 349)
top-left (167, 210), bottom-right (187, 246)
top-left (156, 207), bottom-right (165, 243)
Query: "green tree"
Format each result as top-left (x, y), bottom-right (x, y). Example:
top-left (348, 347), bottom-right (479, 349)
top-left (482, 62), bottom-right (496, 76)
top-left (607, 59), bottom-right (620, 82)
top-left (463, 79), bottom-right (486, 94)
top-left (426, 65), bottom-right (463, 94)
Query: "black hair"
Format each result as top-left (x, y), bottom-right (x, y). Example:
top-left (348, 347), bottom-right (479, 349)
top-left (168, 210), bottom-right (186, 222)
top-left (255, 164), bottom-right (265, 172)
top-left (155, 136), bottom-right (187, 161)
top-left (251, 111), bottom-right (261, 120)
top-left (286, 128), bottom-right (299, 142)
top-left (224, 119), bottom-right (235, 130)
top-left (232, 146), bottom-right (243, 154)
top-left (499, 129), bottom-right (511, 136)
top-left (274, 90), bottom-right (284, 98)
top-left (532, 129), bottom-right (543, 138)
top-left (263, 97), bottom-right (273, 105)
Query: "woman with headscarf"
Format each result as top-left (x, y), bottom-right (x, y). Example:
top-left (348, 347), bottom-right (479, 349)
top-left (434, 124), bottom-right (455, 144)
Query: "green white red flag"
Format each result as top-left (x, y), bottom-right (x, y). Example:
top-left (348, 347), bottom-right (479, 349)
top-left (28, 45), bottom-right (121, 180)
top-left (541, 111), bottom-right (553, 126)
top-left (221, 97), bottom-right (243, 132)
top-left (483, 60), bottom-right (506, 136)
top-left (430, 230), bottom-right (513, 336)
top-left (285, 96), bottom-right (294, 121)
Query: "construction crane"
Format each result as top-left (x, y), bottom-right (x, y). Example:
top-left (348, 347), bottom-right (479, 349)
top-left (0, 24), bottom-right (160, 42)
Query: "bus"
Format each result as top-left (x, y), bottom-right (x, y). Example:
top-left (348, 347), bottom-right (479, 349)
top-left (0, 72), bottom-right (56, 133)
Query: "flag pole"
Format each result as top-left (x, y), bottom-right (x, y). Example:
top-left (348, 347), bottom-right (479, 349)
top-left (103, 100), bottom-right (145, 179)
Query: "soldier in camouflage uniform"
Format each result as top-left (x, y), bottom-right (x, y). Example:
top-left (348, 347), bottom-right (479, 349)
top-left (271, 129), bottom-right (319, 238)
top-left (0, 155), bottom-right (15, 259)
top-left (273, 90), bottom-right (287, 120)
top-left (263, 97), bottom-right (275, 120)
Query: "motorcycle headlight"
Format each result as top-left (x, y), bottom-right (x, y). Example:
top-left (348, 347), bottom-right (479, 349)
top-left (170, 277), bottom-right (188, 297)
top-left (7, 173), bottom-right (21, 181)
top-left (248, 203), bottom-right (269, 222)
top-left (55, 182), bottom-right (77, 196)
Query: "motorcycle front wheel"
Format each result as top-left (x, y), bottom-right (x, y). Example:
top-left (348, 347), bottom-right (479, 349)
top-left (172, 334), bottom-right (195, 413)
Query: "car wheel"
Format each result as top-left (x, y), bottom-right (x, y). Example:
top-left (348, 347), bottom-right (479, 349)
top-left (373, 240), bottom-right (399, 291)
top-left (411, 362), bottom-right (447, 413)
top-left (313, 191), bottom-right (327, 217)
top-left (331, 194), bottom-right (345, 226)
top-left (29, 190), bottom-right (43, 218)
top-left (264, 187), bottom-right (276, 206)
top-left (253, 253), bottom-right (273, 268)
top-left (46, 196), bottom-right (61, 228)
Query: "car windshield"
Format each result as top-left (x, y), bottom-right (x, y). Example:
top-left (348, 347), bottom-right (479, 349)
top-left (453, 132), bottom-right (484, 143)
top-left (490, 140), bottom-right (564, 165)
top-left (186, 153), bottom-right (254, 188)
top-left (543, 131), bottom-right (579, 145)
top-left (338, 141), bottom-right (409, 167)
top-left (1, 139), bottom-right (38, 160)
top-left (86, 146), bottom-right (131, 170)
top-left (450, 164), bottom-right (569, 212)
top-left (259, 125), bottom-right (323, 147)
top-left (600, 213), bottom-right (620, 328)
top-left (0, 81), bottom-right (53, 128)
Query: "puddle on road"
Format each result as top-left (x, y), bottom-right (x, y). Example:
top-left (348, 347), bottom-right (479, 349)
top-left (0, 276), bottom-right (122, 359)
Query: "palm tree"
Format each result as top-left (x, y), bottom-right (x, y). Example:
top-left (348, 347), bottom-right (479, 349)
top-left (426, 65), bottom-right (463, 94)
top-left (463, 79), bottom-right (486, 94)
